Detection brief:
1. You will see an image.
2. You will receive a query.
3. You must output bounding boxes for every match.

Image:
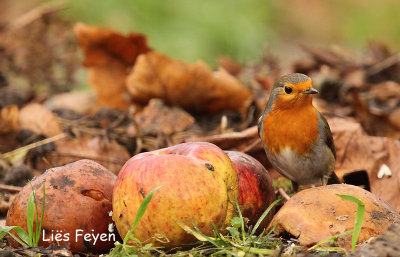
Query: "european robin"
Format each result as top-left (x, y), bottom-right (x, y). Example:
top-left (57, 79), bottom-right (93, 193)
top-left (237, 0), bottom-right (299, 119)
top-left (258, 73), bottom-right (339, 189)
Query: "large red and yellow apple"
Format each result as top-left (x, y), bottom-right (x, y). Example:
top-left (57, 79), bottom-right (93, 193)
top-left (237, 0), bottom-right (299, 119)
top-left (112, 142), bottom-right (277, 248)
top-left (112, 142), bottom-right (239, 248)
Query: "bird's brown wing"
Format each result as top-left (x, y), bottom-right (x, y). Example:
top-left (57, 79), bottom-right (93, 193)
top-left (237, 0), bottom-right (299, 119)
top-left (257, 114), bottom-right (264, 139)
top-left (318, 112), bottom-right (336, 159)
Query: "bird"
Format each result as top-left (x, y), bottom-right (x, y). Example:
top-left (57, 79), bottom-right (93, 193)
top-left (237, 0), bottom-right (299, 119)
top-left (258, 73), bottom-right (340, 190)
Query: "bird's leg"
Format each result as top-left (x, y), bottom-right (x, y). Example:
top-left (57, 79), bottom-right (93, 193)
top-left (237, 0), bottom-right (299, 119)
top-left (292, 181), bottom-right (299, 192)
top-left (326, 171), bottom-right (341, 185)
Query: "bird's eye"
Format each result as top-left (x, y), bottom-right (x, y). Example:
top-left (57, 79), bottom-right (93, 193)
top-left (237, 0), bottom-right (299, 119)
top-left (284, 86), bottom-right (293, 94)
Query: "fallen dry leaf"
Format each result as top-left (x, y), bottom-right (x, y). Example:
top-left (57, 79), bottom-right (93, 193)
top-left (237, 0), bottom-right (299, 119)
top-left (34, 134), bottom-right (130, 174)
top-left (302, 44), bottom-right (360, 71)
top-left (18, 103), bottom-right (63, 137)
top-left (134, 98), bottom-right (195, 136)
top-left (74, 23), bottom-right (151, 110)
top-left (0, 105), bottom-right (19, 133)
top-left (350, 84), bottom-right (400, 139)
top-left (389, 107), bottom-right (400, 128)
top-left (0, 134), bottom-right (18, 154)
top-left (268, 184), bottom-right (400, 250)
top-left (44, 91), bottom-right (96, 114)
top-left (126, 51), bottom-right (252, 114)
top-left (0, 85), bottom-right (32, 110)
top-left (368, 81), bottom-right (400, 106)
top-left (330, 116), bottom-right (400, 211)
top-left (365, 41), bottom-right (400, 83)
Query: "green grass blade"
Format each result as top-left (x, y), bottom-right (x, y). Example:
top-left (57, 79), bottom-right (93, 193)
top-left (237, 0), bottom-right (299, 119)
top-left (257, 223), bottom-right (276, 248)
top-left (123, 185), bottom-right (164, 245)
top-left (308, 230), bottom-right (353, 251)
top-left (124, 245), bottom-right (139, 252)
top-left (26, 190), bottom-right (35, 246)
top-left (11, 226), bottom-right (31, 246)
top-left (175, 219), bottom-right (213, 242)
top-left (230, 217), bottom-right (242, 229)
top-left (227, 227), bottom-right (240, 239)
top-left (0, 226), bottom-right (20, 240)
top-left (255, 225), bottom-right (266, 240)
top-left (191, 221), bottom-right (228, 248)
top-left (212, 250), bottom-right (240, 257)
top-left (251, 199), bottom-right (280, 236)
top-left (107, 243), bottom-right (124, 257)
top-left (127, 236), bottom-right (142, 246)
top-left (33, 189), bottom-right (39, 247)
top-left (6, 231), bottom-right (29, 248)
top-left (233, 193), bottom-right (246, 240)
top-left (211, 221), bottom-right (223, 240)
top-left (312, 246), bottom-right (347, 253)
top-left (230, 241), bottom-right (275, 255)
top-left (337, 194), bottom-right (365, 253)
top-left (36, 184), bottom-right (46, 246)
top-left (0, 226), bottom-right (30, 247)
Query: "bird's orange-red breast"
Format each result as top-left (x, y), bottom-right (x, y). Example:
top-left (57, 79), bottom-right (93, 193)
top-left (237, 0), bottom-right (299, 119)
top-left (258, 73), bottom-right (338, 186)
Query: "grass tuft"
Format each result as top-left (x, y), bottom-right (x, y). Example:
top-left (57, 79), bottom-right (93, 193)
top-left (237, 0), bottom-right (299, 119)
top-left (0, 183), bottom-right (46, 247)
top-left (336, 194), bottom-right (365, 253)
top-left (108, 185), bottom-right (164, 257)
top-left (175, 196), bottom-right (281, 256)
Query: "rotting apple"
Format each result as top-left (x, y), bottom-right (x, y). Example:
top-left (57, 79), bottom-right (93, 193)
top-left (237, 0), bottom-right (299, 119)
top-left (225, 151), bottom-right (275, 230)
top-left (6, 159), bottom-right (117, 253)
top-left (112, 142), bottom-right (239, 249)
top-left (267, 184), bottom-right (400, 250)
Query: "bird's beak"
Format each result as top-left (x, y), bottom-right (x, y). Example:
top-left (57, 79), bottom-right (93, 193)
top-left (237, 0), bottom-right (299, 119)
top-left (302, 88), bottom-right (319, 95)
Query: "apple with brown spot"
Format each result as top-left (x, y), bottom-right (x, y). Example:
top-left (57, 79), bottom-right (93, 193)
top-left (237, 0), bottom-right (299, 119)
top-left (112, 142), bottom-right (239, 249)
top-left (6, 159), bottom-right (117, 253)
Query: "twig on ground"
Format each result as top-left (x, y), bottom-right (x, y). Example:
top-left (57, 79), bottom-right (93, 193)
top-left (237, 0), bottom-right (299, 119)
top-left (1, 133), bottom-right (67, 160)
top-left (0, 184), bottom-right (22, 192)
top-left (277, 188), bottom-right (291, 201)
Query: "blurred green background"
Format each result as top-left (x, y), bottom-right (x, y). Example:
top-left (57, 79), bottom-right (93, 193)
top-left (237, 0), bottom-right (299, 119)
top-left (27, 0), bottom-right (399, 66)
top-left (62, 0), bottom-right (275, 66)
top-left (59, 0), bottom-right (400, 66)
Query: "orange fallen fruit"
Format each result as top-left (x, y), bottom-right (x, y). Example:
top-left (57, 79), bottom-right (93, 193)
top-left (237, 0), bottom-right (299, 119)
top-left (6, 159), bottom-right (117, 253)
top-left (267, 184), bottom-right (400, 250)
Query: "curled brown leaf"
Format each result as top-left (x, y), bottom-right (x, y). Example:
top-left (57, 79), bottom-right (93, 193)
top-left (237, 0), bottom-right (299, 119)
top-left (74, 22), bottom-right (151, 110)
top-left (126, 51), bottom-right (252, 114)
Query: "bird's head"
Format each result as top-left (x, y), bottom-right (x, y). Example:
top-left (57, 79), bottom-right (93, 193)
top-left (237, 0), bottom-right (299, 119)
top-left (268, 73), bottom-right (318, 110)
